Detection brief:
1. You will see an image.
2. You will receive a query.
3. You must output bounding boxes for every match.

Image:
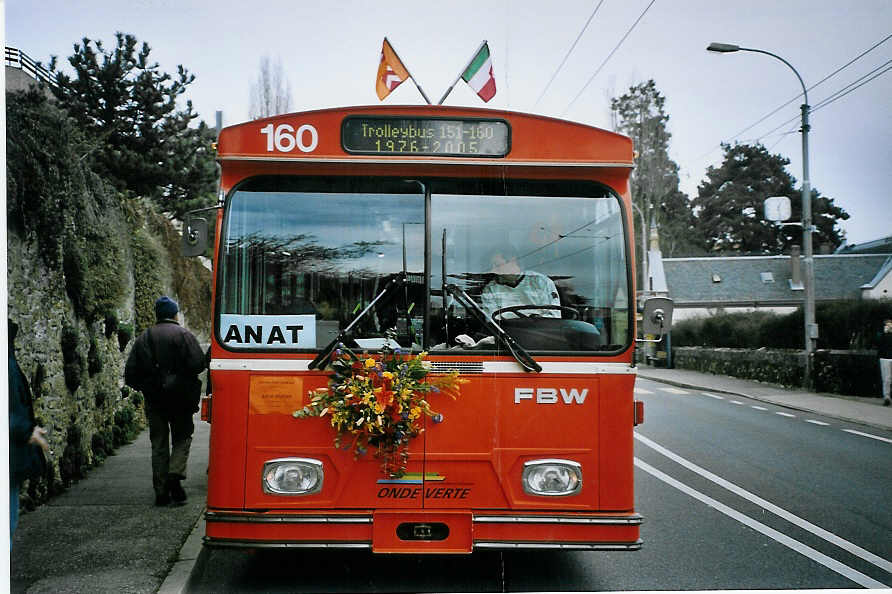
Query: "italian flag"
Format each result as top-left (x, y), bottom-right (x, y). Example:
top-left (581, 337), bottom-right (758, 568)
top-left (461, 43), bottom-right (496, 102)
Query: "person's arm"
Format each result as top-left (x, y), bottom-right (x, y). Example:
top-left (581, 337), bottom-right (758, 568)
top-left (544, 276), bottom-right (561, 308)
top-left (479, 282), bottom-right (500, 319)
top-left (9, 358), bottom-right (35, 445)
top-left (9, 392), bottom-right (34, 446)
top-left (181, 331), bottom-right (207, 376)
top-left (124, 333), bottom-right (148, 390)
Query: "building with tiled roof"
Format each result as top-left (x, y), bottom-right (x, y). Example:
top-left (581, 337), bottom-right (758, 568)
top-left (661, 248), bottom-right (891, 320)
top-left (834, 236), bottom-right (892, 255)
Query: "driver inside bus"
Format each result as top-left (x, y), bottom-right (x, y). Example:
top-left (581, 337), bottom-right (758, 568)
top-left (479, 248), bottom-right (561, 320)
top-left (452, 247), bottom-right (562, 349)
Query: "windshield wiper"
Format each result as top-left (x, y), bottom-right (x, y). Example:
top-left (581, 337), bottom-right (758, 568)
top-left (444, 283), bottom-right (542, 373)
top-left (309, 272), bottom-right (408, 370)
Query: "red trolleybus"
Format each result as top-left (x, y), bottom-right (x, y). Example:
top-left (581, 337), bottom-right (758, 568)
top-left (186, 105), bottom-right (671, 553)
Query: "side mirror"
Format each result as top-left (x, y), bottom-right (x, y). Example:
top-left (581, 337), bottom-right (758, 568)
top-left (639, 296), bottom-right (674, 338)
top-left (182, 214), bottom-right (209, 257)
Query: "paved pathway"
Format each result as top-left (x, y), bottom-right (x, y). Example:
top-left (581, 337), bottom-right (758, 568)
top-left (11, 413), bottom-right (209, 594)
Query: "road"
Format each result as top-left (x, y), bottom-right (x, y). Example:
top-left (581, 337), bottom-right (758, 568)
top-left (187, 378), bottom-right (892, 591)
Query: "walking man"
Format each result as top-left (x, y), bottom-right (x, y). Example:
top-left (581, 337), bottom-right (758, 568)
top-left (125, 297), bottom-right (205, 505)
top-left (879, 318), bottom-right (892, 407)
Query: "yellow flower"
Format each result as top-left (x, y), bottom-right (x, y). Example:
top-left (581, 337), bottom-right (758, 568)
top-left (364, 358), bottom-right (376, 369)
top-left (382, 371), bottom-right (394, 380)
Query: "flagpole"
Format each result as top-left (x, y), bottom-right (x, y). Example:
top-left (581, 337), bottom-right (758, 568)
top-left (386, 37), bottom-right (432, 105)
top-left (437, 40), bottom-right (488, 105)
top-left (411, 75), bottom-right (433, 105)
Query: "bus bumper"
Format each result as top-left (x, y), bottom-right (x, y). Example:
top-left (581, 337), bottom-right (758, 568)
top-left (204, 510), bottom-right (642, 553)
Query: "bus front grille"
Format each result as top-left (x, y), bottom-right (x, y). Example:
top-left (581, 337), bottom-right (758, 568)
top-left (430, 361), bottom-right (484, 374)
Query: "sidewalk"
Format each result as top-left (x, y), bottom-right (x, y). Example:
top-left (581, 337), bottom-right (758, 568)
top-left (637, 365), bottom-right (892, 431)
top-left (10, 413), bottom-right (209, 594)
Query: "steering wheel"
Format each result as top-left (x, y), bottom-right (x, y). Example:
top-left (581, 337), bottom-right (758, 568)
top-left (491, 305), bottom-right (580, 321)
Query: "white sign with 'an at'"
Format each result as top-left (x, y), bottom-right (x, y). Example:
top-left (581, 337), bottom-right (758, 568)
top-left (220, 315), bottom-right (316, 349)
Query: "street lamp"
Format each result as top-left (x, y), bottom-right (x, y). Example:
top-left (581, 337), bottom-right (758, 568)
top-left (707, 42), bottom-right (817, 390)
top-left (631, 201), bottom-right (648, 297)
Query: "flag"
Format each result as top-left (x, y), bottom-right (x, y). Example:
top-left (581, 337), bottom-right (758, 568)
top-left (376, 38), bottom-right (410, 100)
top-left (461, 43), bottom-right (496, 102)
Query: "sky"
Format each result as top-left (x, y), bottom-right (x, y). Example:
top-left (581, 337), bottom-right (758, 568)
top-left (5, 0), bottom-right (891, 245)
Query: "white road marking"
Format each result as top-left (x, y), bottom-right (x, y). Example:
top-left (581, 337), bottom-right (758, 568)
top-left (660, 387), bottom-right (690, 394)
top-left (730, 400), bottom-right (744, 405)
top-left (806, 419), bottom-right (830, 426)
top-left (776, 412), bottom-right (796, 418)
top-left (751, 405), bottom-right (768, 411)
top-left (634, 458), bottom-right (888, 588)
top-left (843, 429), bottom-right (892, 444)
top-left (635, 433), bottom-right (892, 575)
top-left (634, 388), bottom-right (654, 394)
top-left (701, 392), bottom-right (724, 400)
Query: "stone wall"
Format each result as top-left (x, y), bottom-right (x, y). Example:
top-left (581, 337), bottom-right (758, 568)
top-left (672, 346), bottom-right (804, 388)
top-left (8, 209), bottom-right (210, 509)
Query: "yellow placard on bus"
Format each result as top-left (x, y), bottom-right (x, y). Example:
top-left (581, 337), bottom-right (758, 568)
top-left (249, 375), bottom-right (302, 415)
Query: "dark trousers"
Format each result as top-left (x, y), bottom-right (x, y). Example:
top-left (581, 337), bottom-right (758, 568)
top-left (146, 404), bottom-right (194, 496)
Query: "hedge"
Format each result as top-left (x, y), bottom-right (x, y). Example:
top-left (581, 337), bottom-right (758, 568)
top-left (672, 300), bottom-right (892, 350)
top-left (672, 347), bottom-right (883, 396)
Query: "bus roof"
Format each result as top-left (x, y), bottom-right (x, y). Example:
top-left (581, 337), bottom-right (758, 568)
top-left (216, 105), bottom-right (633, 168)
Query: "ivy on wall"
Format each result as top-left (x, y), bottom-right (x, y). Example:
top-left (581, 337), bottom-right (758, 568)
top-left (130, 228), bottom-right (166, 334)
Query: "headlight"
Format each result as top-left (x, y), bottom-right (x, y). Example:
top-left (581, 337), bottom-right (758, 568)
top-left (522, 459), bottom-right (582, 496)
top-left (262, 458), bottom-right (323, 495)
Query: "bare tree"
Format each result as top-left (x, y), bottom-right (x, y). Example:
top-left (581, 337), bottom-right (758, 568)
top-left (249, 55), bottom-right (292, 119)
top-left (610, 80), bottom-right (701, 263)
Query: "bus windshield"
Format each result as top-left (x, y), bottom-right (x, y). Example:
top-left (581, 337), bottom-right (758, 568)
top-left (218, 176), bottom-right (630, 354)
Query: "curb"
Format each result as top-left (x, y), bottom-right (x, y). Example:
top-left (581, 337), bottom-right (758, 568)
top-left (637, 372), bottom-right (891, 432)
top-left (157, 511), bottom-right (207, 594)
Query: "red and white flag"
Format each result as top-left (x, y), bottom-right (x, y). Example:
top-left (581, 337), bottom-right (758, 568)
top-left (461, 42), bottom-right (496, 102)
top-left (376, 38), bottom-right (410, 100)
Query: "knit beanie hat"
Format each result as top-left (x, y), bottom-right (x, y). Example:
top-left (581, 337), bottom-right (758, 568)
top-left (154, 296), bottom-right (179, 320)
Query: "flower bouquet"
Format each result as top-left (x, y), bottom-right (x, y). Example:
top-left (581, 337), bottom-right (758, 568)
top-left (294, 331), bottom-right (465, 478)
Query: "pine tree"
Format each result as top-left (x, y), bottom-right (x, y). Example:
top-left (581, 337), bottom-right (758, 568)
top-left (48, 32), bottom-right (216, 217)
top-left (694, 143), bottom-right (848, 254)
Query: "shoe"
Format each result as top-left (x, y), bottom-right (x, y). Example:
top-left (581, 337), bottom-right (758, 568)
top-left (167, 478), bottom-right (187, 504)
top-left (154, 493), bottom-right (171, 506)
top-left (884, 398), bottom-right (891, 407)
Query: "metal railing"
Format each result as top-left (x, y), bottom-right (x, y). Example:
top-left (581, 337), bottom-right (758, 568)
top-left (5, 46), bottom-right (57, 86)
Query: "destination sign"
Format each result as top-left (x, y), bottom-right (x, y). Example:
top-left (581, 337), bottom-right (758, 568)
top-left (342, 117), bottom-right (510, 157)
